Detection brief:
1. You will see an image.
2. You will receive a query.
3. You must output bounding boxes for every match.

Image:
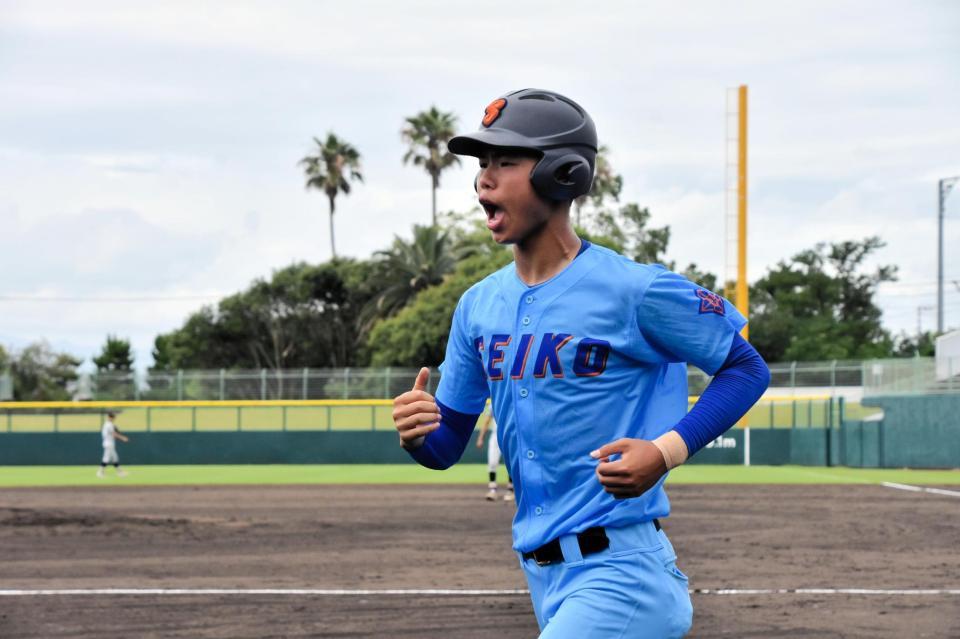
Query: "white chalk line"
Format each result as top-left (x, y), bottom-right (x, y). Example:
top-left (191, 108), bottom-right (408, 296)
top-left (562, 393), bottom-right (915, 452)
top-left (0, 588), bottom-right (957, 597)
top-left (881, 482), bottom-right (960, 498)
top-left (783, 469), bottom-right (960, 497)
top-left (0, 589), bottom-right (527, 596)
top-left (693, 588), bottom-right (960, 596)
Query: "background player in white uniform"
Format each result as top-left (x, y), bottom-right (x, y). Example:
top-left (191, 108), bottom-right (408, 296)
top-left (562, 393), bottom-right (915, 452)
top-left (97, 411), bottom-right (129, 477)
top-left (392, 89), bottom-right (769, 637)
top-left (475, 405), bottom-right (514, 501)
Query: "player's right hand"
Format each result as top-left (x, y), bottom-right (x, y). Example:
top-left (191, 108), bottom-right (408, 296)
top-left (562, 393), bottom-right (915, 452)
top-left (392, 367), bottom-right (440, 450)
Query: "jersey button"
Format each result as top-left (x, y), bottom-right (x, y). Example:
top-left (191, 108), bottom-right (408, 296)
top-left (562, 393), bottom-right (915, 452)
top-left (521, 316), bottom-right (531, 326)
top-left (519, 388), bottom-right (529, 398)
top-left (534, 506), bottom-right (543, 515)
top-left (526, 450), bottom-right (535, 459)
top-left (525, 295), bottom-right (534, 304)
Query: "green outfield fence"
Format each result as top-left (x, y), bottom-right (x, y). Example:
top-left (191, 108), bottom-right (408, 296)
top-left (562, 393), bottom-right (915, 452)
top-left (0, 396), bottom-right (840, 433)
top-left (2, 395), bottom-right (956, 468)
top-left (0, 400), bottom-right (392, 433)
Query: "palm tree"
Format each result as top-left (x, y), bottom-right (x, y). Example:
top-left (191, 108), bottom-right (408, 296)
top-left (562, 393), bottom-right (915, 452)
top-left (360, 225), bottom-right (456, 331)
top-left (401, 107), bottom-right (460, 226)
top-left (299, 133), bottom-right (363, 258)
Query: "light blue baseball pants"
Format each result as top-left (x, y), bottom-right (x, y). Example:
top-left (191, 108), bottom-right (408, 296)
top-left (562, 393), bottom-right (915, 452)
top-left (519, 520), bottom-right (693, 638)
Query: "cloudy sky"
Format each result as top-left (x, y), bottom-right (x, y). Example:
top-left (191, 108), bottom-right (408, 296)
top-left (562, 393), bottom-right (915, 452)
top-left (1, 0), bottom-right (958, 370)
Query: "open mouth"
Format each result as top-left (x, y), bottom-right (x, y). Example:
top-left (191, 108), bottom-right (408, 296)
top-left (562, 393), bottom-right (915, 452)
top-left (479, 198), bottom-right (505, 230)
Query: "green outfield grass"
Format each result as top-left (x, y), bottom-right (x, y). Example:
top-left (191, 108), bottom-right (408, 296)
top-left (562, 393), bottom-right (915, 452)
top-left (0, 464), bottom-right (956, 488)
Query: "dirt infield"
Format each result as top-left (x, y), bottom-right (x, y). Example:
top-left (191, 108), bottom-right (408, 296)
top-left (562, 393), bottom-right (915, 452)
top-left (1, 483), bottom-right (957, 638)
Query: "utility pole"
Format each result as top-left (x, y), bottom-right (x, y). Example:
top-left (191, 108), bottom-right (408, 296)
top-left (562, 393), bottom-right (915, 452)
top-left (938, 176), bottom-right (959, 333)
top-left (917, 305), bottom-right (935, 339)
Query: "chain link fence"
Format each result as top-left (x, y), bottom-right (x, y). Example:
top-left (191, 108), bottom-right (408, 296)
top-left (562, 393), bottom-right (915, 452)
top-left (65, 358), bottom-right (898, 402)
top-left (78, 368), bottom-right (433, 401)
top-left (686, 360), bottom-right (866, 396)
top-left (863, 356), bottom-right (960, 396)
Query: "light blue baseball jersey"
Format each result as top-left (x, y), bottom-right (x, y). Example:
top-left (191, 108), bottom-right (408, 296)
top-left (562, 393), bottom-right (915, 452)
top-left (436, 242), bottom-right (745, 552)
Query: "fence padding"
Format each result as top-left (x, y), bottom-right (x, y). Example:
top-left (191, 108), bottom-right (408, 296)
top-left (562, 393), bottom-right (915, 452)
top-left (862, 394), bottom-right (960, 468)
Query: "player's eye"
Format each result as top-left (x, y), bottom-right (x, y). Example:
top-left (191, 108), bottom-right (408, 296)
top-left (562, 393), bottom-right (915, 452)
top-left (479, 160), bottom-right (489, 169)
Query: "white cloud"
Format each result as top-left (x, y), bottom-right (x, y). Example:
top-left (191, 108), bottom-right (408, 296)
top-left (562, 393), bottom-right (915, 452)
top-left (1, 0), bottom-right (959, 366)
top-left (1, 207), bottom-right (221, 292)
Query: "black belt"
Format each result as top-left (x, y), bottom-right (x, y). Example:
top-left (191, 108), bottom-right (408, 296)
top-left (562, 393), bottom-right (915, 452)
top-left (522, 519), bottom-right (660, 567)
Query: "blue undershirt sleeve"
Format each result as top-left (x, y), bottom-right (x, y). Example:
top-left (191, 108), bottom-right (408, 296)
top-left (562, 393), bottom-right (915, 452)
top-left (405, 399), bottom-right (480, 470)
top-left (672, 332), bottom-right (770, 456)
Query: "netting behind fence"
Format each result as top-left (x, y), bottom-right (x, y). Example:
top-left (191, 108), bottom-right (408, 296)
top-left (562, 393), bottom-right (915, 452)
top-left (82, 368), bottom-right (432, 401)
top-left (863, 357), bottom-right (960, 396)
top-left (38, 356), bottom-right (959, 403)
top-left (78, 361), bottom-right (876, 402)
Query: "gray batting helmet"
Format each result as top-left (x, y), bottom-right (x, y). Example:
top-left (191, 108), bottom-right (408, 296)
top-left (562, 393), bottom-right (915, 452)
top-left (448, 88), bottom-right (598, 202)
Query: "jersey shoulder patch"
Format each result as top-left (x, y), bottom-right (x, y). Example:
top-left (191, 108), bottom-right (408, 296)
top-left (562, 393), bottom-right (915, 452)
top-left (695, 288), bottom-right (725, 316)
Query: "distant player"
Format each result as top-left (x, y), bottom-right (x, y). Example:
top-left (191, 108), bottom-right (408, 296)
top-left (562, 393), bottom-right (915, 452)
top-left (475, 405), bottom-right (514, 501)
top-left (392, 89), bottom-right (770, 637)
top-left (97, 411), bottom-right (129, 478)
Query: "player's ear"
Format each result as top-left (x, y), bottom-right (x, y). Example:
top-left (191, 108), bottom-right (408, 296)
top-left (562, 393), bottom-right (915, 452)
top-left (474, 171), bottom-right (480, 193)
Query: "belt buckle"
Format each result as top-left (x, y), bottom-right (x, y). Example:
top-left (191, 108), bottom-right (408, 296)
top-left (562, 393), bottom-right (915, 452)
top-left (530, 544), bottom-right (563, 568)
top-left (533, 550), bottom-right (555, 567)
top-left (533, 553), bottom-right (553, 568)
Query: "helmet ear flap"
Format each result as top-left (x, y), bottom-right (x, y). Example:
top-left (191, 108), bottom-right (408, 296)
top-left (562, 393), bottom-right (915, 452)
top-left (554, 159), bottom-right (590, 187)
top-left (531, 152), bottom-right (594, 201)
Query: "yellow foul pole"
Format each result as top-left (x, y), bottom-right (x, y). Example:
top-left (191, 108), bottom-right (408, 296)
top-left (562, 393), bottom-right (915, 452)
top-left (736, 85), bottom-right (749, 339)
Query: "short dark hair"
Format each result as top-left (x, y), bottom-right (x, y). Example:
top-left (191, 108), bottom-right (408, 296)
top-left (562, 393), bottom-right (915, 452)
top-left (106, 411), bottom-right (116, 419)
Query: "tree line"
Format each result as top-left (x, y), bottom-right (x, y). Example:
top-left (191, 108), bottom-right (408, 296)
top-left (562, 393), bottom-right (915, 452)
top-left (0, 106), bottom-right (938, 399)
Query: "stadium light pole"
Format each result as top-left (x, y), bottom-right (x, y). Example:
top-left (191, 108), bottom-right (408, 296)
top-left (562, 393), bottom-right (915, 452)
top-left (938, 176), bottom-right (960, 334)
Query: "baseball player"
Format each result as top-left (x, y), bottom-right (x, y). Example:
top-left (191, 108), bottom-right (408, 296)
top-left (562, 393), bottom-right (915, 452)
top-left (392, 89), bottom-right (769, 637)
top-left (475, 404), bottom-right (514, 501)
top-left (97, 411), bottom-right (129, 478)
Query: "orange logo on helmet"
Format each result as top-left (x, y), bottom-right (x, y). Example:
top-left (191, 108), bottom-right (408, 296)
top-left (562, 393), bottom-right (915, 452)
top-left (482, 98), bottom-right (507, 127)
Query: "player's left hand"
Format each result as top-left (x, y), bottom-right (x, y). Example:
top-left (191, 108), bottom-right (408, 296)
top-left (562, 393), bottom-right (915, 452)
top-left (590, 438), bottom-right (668, 499)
